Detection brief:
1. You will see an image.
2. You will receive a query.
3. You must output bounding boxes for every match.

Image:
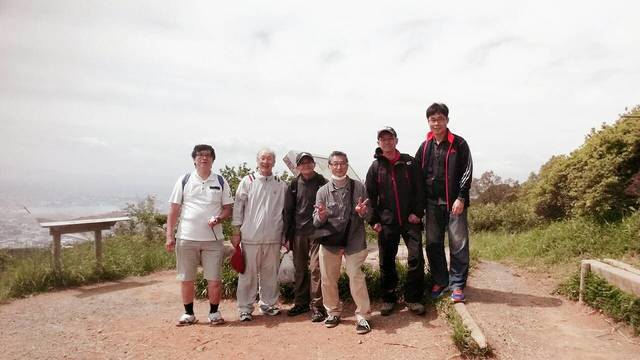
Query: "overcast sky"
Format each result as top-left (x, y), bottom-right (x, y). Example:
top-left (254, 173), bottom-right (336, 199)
top-left (1, 0), bottom-right (639, 200)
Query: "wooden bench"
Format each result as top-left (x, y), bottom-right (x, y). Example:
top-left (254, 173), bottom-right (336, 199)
top-left (39, 217), bottom-right (130, 271)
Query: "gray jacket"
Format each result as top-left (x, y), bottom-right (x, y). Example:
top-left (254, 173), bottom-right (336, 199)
top-left (312, 177), bottom-right (370, 255)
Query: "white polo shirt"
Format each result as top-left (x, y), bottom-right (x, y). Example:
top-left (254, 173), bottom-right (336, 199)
top-left (169, 171), bottom-right (234, 241)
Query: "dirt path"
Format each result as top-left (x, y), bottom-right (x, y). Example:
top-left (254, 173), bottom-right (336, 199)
top-left (0, 271), bottom-right (458, 360)
top-left (466, 261), bottom-right (640, 359)
top-left (2, 261), bottom-right (640, 359)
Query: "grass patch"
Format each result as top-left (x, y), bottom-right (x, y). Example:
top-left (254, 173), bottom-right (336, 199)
top-left (0, 234), bottom-right (174, 301)
top-left (556, 271), bottom-right (640, 335)
top-left (472, 213), bottom-right (640, 269)
top-left (436, 298), bottom-right (493, 358)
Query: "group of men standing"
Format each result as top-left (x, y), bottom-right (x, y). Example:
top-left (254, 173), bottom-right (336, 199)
top-left (165, 102), bottom-right (473, 335)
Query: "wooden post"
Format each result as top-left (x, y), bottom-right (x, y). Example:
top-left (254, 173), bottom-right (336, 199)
top-left (579, 261), bottom-right (591, 303)
top-left (94, 230), bottom-right (103, 270)
top-left (52, 232), bottom-right (62, 272)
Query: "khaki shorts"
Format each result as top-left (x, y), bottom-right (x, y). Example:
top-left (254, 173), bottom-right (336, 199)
top-left (176, 239), bottom-right (224, 281)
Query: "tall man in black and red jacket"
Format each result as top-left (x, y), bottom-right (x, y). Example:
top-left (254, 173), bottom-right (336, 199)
top-left (414, 103), bottom-right (473, 303)
top-left (366, 127), bottom-right (426, 316)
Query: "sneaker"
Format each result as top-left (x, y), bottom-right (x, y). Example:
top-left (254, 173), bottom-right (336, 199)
top-left (407, 302), bottom-right (426, 315)
top-left (287, 304), bottom-right (310, 317)
top-left (355, 318), bottom-right (371, 335)
top-left (324, 314), bottom-right (340, 328)
top-left (239, 312), bottom-right (253, 322)
top-left (431, 284), bottom-right (449, 299)
top-left (450, 289), bottom-right (466, 303)
top-left (176, 313), bottom-right (197, 327)
top-left (259, 305), bottom-right (281, 316)
top-left (311, 309), bottom-right (327, 323)
top-left (208, 311), bottom-right (225, 325)
top-left (380, 302), bottom-right (395, 316)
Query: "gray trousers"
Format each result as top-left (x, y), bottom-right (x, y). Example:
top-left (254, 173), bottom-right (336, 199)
top-left (236, 243), bottom-right (280, 314)
top-left (292, 234), bottom-right (323, 311)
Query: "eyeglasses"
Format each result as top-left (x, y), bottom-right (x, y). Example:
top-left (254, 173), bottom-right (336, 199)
top-left (196, 152), bottom-right (213, 158)
top-left (329, 161), bottom-right (348, 167)
top-left (428, 116), bottom-right (447, 123)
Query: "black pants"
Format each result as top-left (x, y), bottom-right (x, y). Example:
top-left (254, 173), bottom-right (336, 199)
top-left (292, 234), bottom-right (323, 310)
top-left (378, 223), bottom-right (425, 303)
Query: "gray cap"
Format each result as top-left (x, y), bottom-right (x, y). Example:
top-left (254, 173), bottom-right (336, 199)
top-left (377, 126), bottom-right (397, 139)
top-left (296, 152), bottom-right (314, 165)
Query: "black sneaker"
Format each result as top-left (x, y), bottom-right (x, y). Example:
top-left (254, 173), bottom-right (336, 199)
top-left (355, 318), bottom-right (371, 335)
top-left (380, 302), bottom-right (395, 316)
top-left (287, 304), bottom-right (310, 317)
top-left (324, 314), bottom-right (340, 328)
top-left (311, 309), bottom-right (327, 323)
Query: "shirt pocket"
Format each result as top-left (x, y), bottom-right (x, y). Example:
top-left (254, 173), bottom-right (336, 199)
top-left (205, 188), bottom-right (223, 205)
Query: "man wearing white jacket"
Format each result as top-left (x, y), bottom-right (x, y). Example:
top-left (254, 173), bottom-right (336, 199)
top-left (231, 148), bottom-right (287, 321)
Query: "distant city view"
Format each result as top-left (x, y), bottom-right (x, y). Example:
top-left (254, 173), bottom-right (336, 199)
top-left (0, 184), bottom-right (169, 249)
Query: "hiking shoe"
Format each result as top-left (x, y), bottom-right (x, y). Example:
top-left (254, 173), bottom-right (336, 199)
top-left (311, 309), bottom-right (327, 323)
top-left (208, 311), bottom-right (225, 325)
top-left (431, 284), bottom-right (449, 299)
top-left (239, 312), bottom-right (253, 322)
top-left (176, 313), bottom-right (197, 327)
top-left (450, 289), bottom-right (466, 303)
top-left (324, 314), bottom-right (340, 328)
top-left (287, 304), bottom-right (310, 317)
top-left (380, 302), bottom-right (395, 316)
top-left (355, 318), bottom-right (371, 335)
top-left (407, 302), bottom-right (426, 315)
top-left (259, 305), bottom-right (281, 316)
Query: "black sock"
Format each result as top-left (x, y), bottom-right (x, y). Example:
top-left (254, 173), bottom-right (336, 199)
top-left (184, 303), bottom-right (194, 315)
top-left (210, 303), bottom-right (219, 314)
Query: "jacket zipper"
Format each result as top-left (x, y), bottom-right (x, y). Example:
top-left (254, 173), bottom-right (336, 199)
top-left (391, 165), bottom-right (403, 225)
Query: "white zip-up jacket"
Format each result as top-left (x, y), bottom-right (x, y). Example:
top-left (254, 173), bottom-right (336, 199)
top-left (232, 172), bottom-right (286, 244)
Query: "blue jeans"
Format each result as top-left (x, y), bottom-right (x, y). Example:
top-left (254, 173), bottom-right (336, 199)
top-left (425, 204), bottom-right (469, 290)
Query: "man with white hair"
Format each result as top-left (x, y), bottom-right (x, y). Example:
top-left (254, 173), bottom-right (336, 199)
top-left (232, 148), bottom-right (287, 321)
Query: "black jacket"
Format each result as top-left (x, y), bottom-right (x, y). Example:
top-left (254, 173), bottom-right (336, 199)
top-left (283, 172), bottom-right (328, 241)
top-left (414, 129), bottom-right (473, 211)
top-left (366, 148), bottom-right (421, 226)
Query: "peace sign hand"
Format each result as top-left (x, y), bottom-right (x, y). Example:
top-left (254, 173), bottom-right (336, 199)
top-left (355, 197), bottom-right (369, 217)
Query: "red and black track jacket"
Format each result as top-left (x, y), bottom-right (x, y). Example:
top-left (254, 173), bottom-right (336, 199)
top-left (366, 148), bottom-right (422, 226)
top-left (414, 129), bottom-right (473, 211)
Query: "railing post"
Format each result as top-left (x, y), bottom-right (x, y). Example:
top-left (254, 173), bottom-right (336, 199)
top-left (52, 232), bottom-right (62, 272)
top-left (579, 261), bottom-right (591, 303)
top-left (95, 230), bottom-right (103, 270)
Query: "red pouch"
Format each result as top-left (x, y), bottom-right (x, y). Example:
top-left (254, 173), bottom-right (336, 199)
top-left (230, 243), bottom-right (245, 274)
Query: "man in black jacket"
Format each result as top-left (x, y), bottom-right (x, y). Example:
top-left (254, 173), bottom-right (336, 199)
top-left (366, 127), bottom-right (426, 316)
top-left (414, 103), bottom-right (473, 303)
top-left (283, 152), bottom-right (328, 322)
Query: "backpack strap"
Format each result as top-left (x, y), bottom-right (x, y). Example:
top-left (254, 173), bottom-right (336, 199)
top-left (217, 174), bottom-right (225, 190)
top-left (180, 173), bottom-right (191, 204)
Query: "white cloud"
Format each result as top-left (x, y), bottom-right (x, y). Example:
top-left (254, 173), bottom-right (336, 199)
top-left (0, 0), bottom-right (639, 198)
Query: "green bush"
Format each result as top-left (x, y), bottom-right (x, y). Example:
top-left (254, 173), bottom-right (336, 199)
top-left (524, 107), bottom-right (640, 221)
top-left (469, 201), bottom-right (542, 232)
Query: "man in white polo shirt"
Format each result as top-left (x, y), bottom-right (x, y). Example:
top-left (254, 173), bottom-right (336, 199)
top-left (166, 144), bottom-right (234, 326)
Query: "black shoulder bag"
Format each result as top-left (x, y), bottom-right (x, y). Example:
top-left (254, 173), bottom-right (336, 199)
top-left (317, 179), bottom-right (355, 247)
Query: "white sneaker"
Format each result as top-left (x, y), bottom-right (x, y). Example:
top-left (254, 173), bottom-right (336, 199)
top-left (259, 305), bottom-right (281, 316)
top-left (208, 311), bottom-right (225, 325)
top-left (239, 312), bottom-right (253, 322)
top-left (176, 313), bottom-right (197, 327)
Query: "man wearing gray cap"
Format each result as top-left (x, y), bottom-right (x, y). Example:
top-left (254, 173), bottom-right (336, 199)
top-left (366, 127), bottom-right (425, 316)
top-left (284, 152), bottom-right (328, 322)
